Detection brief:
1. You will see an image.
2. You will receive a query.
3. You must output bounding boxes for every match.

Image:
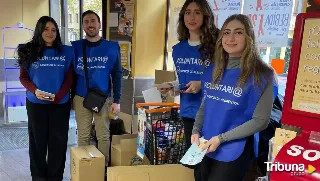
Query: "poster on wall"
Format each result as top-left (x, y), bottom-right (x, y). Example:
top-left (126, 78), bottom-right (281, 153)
top-left (291, 18), bottom-right (320, 114)
top-left (209, 0), bottom-right (242, 29)
top-left (118, 41), bottom-right (131, 70)
top-left (243, 0), bottom-right (293, 47)
top-left (108, 0), bottom-right (134, 42)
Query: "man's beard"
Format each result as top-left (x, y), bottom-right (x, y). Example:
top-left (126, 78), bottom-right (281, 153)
top-left (85, 30), bottom-right (99, 38)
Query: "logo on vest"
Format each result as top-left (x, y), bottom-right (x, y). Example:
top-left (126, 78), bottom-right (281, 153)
top-left (77, 56), bottom-right (108, 69)
top-left (33, 56), bottom-right (66, 68)
top-left (203, 82), bottom-right (242, 105)
top-left (204, 82), bottom-right (242, 97)
top-left (176, 58), bottom-right (210, 67)
top-left (32, 62), bottom-right (40, 69)
top-left (176, 66), bottom-right (203, 75)
top-left (77, 63), bottom-right (84, 70)
top-left (38, 56), bottom-right (66, 61)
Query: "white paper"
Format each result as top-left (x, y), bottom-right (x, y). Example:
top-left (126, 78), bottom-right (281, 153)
top-left (108, 13), bottom-right (119, 27)
top-left (142, 87), bottom-right (162, 109)
top-left (180, 138), bottom-right (208, 165)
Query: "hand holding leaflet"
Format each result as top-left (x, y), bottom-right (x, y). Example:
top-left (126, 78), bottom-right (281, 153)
top-left (180, 137), bottom-right (208, 165)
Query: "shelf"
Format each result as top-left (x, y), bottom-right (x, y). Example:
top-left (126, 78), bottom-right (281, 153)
top-left (4, 90), bottom-right (26, 95)
top-left (4, 68), bottom-right (19, 70)
top-left (3, 47), bottom-right (17, 50)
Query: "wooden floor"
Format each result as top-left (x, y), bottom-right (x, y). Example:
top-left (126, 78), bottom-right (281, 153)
top-left (0, 148), bottom-right (71, 181)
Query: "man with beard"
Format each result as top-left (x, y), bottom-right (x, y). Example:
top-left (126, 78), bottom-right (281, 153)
top-left (71, 10), bottom-right (122, 170)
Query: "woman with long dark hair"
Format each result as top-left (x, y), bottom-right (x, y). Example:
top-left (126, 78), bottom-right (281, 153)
top-left (17, 16), bottom-right (73, 181)
top-left (158, 0), bottom-right (219, 180)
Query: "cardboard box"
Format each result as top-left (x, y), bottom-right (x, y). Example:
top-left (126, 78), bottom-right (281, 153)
top-left (70, 145), bottom-right (105, 181)
top-left (272, 128), bottom-right (297, 157)
top-left (107, 164), bottom-right (194, 181)
top-left (154, 70), bottom-right (176, 84)
top-left (154, 70), bottom-right (180, 103)
top-left (111, 134), bottom-right (137, 166)
top-left (118, 112), bottom-right (133, 134)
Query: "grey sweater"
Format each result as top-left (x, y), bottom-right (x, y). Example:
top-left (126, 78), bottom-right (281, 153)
top-left (192, 57), bottom-right (274, 143)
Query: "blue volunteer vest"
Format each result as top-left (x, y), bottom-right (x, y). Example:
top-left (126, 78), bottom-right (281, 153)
top-left (201, 64), bottom-right (267, 161)
top-left (71, 39), bottom-right (119, 97)
top-left (172, 41), bottom-right (207, 119)
top-left (26, 45), bottom-right (73, 104)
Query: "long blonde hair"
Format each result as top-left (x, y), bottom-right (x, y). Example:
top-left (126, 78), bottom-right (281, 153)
top-left (211, 14), bottom-right (275, 88)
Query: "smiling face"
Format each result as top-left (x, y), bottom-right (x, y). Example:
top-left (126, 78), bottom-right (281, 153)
top-left (222, 20), bottom-right (246, 57)
top-left (184, 2), bottom-right (204, 34)
top-left (41, 22), bottom-right (56, 46)
top-left (83, 13), bottom-right (101, 38)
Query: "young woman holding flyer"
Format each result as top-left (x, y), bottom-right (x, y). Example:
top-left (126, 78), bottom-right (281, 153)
top-left (192, 14), bottom-right (277, 181)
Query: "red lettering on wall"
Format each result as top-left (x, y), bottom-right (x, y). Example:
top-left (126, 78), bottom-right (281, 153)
top-left (258, 14), bottom-right (264, 37)
top-left (212, 0), bottom-right (219, 10)
top-left (256, 0), bottom-right (262, 11)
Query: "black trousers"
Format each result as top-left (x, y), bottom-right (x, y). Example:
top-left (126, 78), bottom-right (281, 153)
top-left (26, 99), bottom-right (70, 181)
top-left (181, 117), bottom-right (202, 181)
top-left (200, 136), bottom-right (254, 181)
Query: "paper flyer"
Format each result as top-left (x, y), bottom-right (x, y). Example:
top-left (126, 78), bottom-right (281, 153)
top-left (180, 137), bottom-right (208, 165)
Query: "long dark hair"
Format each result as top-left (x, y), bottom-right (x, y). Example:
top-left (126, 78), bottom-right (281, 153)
top-left (17, 16), bottom-right (62, 68)
top-left (177, 0), bottom-right (219, 61)
top-left (212, 14), bottom-right (275, 88)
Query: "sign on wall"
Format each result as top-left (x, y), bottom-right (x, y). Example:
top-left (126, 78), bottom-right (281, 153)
top-left (108, 0), bottom-right (134, 42)
top-left (118, 41), bottom-right (131, 70)
top-left (243, 0), bottom-right (293, 47)
top-left (291, 18), bottom-right (320, 114)
top-left (209, 0), bottom-right (242, 29)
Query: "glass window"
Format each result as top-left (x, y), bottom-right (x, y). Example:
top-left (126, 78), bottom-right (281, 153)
top-left (76, 13), bottom-right (79, 23)
top-left (82, 0), bottom-right (102, 39)
top-left (265, 0), bottom-right (303, 96)
top-left (49, 0), bottom-right (62, 27)
top-left (68, 14), bottom-right (72, 23)
top-left (67, 0), bottom-right (80, 42)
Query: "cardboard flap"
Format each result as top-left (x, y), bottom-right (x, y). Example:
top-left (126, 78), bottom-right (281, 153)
top-left (71, 145), bottom-right (104, 160)
top-left (112, 134), bottom-right (138, 145)
top-left (108, 166), bottom-right (150, 181)
top-left (107, 164), bottom-right (194, 181)
top-left (120, 138), bottom-right (137, 151)
top-left (155, 70), bottom-right (176, 84)
top-left (117, 173), bottom-right (149, 181)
